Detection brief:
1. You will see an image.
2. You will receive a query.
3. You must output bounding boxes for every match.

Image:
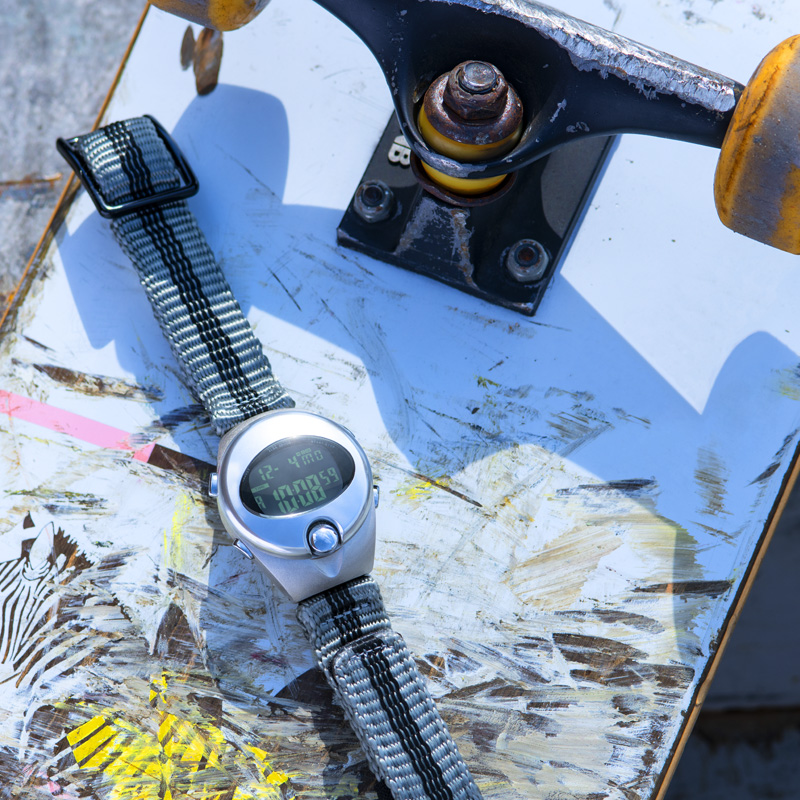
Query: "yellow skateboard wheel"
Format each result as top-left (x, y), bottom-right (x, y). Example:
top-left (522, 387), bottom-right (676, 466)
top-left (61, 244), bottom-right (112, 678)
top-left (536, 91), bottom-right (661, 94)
top-left (150, 0), bottom-right (269, 31)
top-left (715, 36), bottom-right (800, 254)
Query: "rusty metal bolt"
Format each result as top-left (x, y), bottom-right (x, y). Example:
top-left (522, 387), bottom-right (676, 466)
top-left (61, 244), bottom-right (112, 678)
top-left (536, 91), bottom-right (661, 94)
top-left (506, 240), bottom-right (550, 283)
top-left (423, 61), bottom-right (523, 147)
top-left (444, 61), bottom-right (509, 121)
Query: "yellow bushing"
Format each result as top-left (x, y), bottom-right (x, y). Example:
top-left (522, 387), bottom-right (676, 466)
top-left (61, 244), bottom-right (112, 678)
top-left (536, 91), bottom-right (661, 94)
top-left (418, 106), bottom-right (523, 196)
top-left (150, 0), bottom-right (270, 31)
top-left (715, 35), bottom-right (800, 254)
top-left (418, 62), bottom-right (524, 198)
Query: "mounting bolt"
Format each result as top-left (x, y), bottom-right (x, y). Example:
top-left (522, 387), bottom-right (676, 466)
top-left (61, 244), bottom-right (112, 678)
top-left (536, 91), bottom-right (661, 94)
top-left (307, 522), bottom-right (341, 556)
top-left (354, 180), bottom-right (395, 223)
top-left (506, 239), bottom-right (550, 283)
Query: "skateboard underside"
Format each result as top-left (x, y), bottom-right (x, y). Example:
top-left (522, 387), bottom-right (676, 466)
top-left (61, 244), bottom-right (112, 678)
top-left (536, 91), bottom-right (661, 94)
top-left (1, 1), bottom-right (800, 798)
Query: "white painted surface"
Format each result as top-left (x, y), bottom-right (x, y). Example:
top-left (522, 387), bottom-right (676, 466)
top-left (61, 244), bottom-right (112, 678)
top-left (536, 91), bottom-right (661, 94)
top-left (2, 0), bottom-right (800, 797)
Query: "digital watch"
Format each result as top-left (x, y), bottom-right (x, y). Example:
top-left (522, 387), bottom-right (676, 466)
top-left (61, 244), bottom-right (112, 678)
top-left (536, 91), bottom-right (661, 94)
top-left (58, 116), bottom-right (482, 800)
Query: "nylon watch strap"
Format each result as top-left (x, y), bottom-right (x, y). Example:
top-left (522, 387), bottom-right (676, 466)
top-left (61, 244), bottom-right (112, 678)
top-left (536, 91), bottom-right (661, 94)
top-left (58, 115), bottom-right (293, 434)
top-left (59, 115), bottom-right (482, 800)
top-left (298, 576), bottom-right (482, 800)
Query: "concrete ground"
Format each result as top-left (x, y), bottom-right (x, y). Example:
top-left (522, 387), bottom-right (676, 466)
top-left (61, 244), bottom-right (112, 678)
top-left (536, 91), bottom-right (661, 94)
top-left (2, 2), bottom-right (799, 797)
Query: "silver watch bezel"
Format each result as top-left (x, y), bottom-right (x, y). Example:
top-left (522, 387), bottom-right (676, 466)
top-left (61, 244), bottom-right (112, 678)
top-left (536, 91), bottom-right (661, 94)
top-left (216, 409), bottom-right (373, 559)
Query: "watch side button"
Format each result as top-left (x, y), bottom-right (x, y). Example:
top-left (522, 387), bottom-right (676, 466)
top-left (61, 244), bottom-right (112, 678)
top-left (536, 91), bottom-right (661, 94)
top-left (208, 472), bottom-right (219, 498)
top-left (373, 485), bottom-right (380, 508)
top-left (233, 539), bottom-right (254, 560)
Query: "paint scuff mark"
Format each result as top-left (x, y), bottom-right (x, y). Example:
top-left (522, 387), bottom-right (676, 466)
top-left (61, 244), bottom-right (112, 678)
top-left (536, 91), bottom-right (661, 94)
top-left (557, 479), bottom-right (655, 496)
top-left (554, 633), bottom-right (694, 690)
top-left (751, 461), bottom-right (780, 485)
top-left (694, 447), bottom-right (730, 516)
top-left (750, 431), bottom-right (798, 485)
top-left (602, 0), bottom-right (624, 29)
top-left (633, 580), bottom-right (732, 598)
top-left (9, 489), bottom-right (107, 516)
top-left (547, 406), bottom-right (613, 457)
top-left (147, 404), bottom-right (207, 432)
top-left (613, 407), bottom-right (651, 427)
top-left (148, 445), bottom-right (215, 486)
top-left (382, 459), bottom-right (483, 508)
top-left (772, 364), bottom-right (800, 400)
top-left (26, 361), bottom-right (163, 402)
top-left (559, 609), bottom-right (665, 635)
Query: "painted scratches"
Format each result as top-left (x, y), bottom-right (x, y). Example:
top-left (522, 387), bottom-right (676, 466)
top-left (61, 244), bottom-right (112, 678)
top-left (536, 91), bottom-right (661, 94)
top-left (55, 672), bottom-right (290, 799)
top-left (26, 361), bottom-right (163, 403)
top-left (633, 580), bottom-right (732, 598)
top-left (694, 447), bottom-right (730, 517)
top-left (379, 458), bottom-right (483, 508)
top-left (553, 634), bottom-right (694, 690)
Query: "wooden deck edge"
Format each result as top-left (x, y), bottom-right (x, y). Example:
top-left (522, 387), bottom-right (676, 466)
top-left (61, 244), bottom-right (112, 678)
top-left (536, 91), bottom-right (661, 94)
top-left (653, 435), bottom-right (800, 800)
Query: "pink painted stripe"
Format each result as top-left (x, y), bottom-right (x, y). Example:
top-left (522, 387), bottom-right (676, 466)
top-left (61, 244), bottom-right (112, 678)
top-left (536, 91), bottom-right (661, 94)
top-left (0, 389), bottom-right (153, 459)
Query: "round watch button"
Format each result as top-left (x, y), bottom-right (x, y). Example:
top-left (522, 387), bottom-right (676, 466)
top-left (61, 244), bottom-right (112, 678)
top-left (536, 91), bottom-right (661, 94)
top-left (307, 522), bottom-right (340, 556)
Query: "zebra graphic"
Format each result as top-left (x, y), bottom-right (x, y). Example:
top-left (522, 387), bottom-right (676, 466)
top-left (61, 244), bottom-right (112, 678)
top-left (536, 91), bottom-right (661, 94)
top-left (0, 517), bottom-right (92, 690)
top-left (0, 516), bottom-right (134, 698)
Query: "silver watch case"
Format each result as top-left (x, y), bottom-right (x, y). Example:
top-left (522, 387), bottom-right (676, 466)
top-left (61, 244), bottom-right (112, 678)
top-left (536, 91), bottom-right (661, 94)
top-left (215, 409), bottom-right (376, 602)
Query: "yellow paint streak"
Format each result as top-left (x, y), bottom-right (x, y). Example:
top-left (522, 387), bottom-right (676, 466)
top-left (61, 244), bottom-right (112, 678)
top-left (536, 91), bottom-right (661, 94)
top-left (773, 367), bottom-right (800, 400)
top-left (394, 471), bottom-right (453, 505)
top-left (78, 727), bottom-right (118, 769)
top-left (159, 712), bottom-right (177, 744)
top-left (67, 713), bottom-right (106, 746)
top-left (181, 730), bottom-right (207, 764)
top-left (164, 492), bottom-right (195, 575)
top-left (61, 671), bottom-right (291, 799)
top-left (266, 770), bottom-right (290, 786)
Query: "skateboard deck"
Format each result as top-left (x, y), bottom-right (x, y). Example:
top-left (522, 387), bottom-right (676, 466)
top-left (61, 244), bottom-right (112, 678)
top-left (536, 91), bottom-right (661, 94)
top-left (2, 1), bottom-right (800, 797)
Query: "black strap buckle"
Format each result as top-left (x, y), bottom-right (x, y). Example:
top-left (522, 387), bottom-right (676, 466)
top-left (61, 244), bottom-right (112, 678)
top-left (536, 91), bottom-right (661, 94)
top-left (56, 115), bottom-right (199, 219)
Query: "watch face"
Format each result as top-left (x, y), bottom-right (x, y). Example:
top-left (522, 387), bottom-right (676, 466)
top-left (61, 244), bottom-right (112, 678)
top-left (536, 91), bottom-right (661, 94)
top-left (240, 436), bottom-right (356, 517)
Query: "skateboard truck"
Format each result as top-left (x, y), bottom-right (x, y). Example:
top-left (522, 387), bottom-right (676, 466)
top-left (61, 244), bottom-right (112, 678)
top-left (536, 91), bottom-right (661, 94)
top-left (337, 58), bottom-right (616, 315)
top-left (324, 0), bottom-right (740, 315)
top-left (152, 0), bottom-right (800, 313)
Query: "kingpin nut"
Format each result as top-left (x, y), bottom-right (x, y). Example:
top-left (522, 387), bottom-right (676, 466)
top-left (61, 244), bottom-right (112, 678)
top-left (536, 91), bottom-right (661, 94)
top-left (444, 61), bottom-right (509, 121)
top-left (422, 60), bottom-right (523, 148)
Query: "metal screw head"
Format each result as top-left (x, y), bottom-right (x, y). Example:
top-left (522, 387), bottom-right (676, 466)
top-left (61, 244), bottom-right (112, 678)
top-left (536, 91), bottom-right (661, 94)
top-left (354, 180), bottom-right (395, 223)
top-left (307, 522), bottom-right (341, 556)
top-left (458, 61), bottom-right (499, 95)
top-left (506, 239), bottom-right (550, 283)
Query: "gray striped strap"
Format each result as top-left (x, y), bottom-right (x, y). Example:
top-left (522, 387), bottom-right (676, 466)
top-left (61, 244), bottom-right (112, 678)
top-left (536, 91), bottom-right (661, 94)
top-left (298, 576), bottom-right (483, 800)
top-left (58, 116), bottom-right (293, 434)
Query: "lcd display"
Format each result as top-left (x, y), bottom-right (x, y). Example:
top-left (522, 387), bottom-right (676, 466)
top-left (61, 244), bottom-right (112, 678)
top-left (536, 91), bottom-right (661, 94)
top-left (240, 436), bottom-right (356, 517)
